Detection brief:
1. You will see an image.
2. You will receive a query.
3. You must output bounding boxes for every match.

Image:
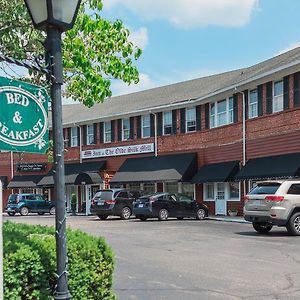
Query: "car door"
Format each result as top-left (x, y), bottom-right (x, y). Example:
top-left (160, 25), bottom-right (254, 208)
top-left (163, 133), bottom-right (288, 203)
top-left (176, 194), bottom-right (194, 217)
top-left (167, 194), bottom-right (181, 217)
top-left (35, 194), bottom-right (47, 212)
top-left (25, 194), bottom-right (37, 212)
top-left (115, 191), bottom-right (129, 214)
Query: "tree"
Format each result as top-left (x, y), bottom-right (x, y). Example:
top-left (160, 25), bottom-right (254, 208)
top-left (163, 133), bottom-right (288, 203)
top-left (0, 0), bottom-right (142, 107)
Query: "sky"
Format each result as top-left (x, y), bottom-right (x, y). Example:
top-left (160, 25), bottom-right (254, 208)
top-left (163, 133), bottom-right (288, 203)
top-left (101, 0), bottom-right (300, 97)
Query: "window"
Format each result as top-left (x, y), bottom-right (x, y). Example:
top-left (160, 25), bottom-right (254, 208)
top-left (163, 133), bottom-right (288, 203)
top-left (164, 182), bottom-right (178, 194)
top-left (163, 111), bottom-right (172, 135)
top-left (142, 183), bottom-right (156, 193)
top-left (273, 80), bottom-right (283, 112)
top-left (104, 121), bottom-right (111, 143)
top-left (86, 125), bottom-right (94, 145)
top-left (181, 183), bottom-right (194, 198)
top-left (186, 107), bottom-right (196, 132)
top-left (117, 191), bottom-right (129, 198)
top-left (204, 183), bottom-right (215, 201)
top-left (248, 89), bottom-right (258, 118)
top-left (229, 182), bottom-right (239, 200)
top-left (287, 184), bottom-right (300, 195)
top-left (210, 97), bottom-right (234, 128)
top-left (142, 115), bottom-right (150, 138)
top-left (122, 119), bottom-right (130, 141)
top-left (70, 127), bottom-right (78, 147)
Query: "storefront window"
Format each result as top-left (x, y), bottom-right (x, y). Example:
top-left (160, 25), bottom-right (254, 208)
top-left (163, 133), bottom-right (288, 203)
top-left (127, 183), bottom-right (141, 191)
top-left (143, 183), bottom-right (156, 194)
top-left (164, 182), bottom-right (178, 194)
top-left (229, 182), bottom-right (240, 200)
top-left (181, 183), bottom-right (194, 198)
top-left (204, 183), bottom-right (214, 201)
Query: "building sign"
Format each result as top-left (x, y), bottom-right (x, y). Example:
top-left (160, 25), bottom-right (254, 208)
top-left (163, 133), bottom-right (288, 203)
top-left (82, 143), bottom-right (154, 159)
top-left (17, 163), bottom-right (46, 172)
top-left (0, 76), bottom-right (49, 153)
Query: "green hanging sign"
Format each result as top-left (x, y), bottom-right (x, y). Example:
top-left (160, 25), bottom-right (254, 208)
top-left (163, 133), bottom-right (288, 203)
top-left (0, 76), bottom-right (49, 153)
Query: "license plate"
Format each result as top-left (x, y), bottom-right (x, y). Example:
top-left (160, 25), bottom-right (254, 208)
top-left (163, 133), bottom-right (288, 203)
top-left (252, 200), bottom-right (261, 205)
top-left (138, 204), bottom-right (143, 207)
top-left (97, 202), bottom-right (104, 206)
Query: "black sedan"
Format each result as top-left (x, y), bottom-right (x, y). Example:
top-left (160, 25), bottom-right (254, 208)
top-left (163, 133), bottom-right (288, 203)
top-left (133, 192), bottom-right (208, 221)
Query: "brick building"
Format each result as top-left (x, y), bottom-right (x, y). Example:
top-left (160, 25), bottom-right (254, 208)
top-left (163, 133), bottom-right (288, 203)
top-left (2, 47), bottom-right (300, 216)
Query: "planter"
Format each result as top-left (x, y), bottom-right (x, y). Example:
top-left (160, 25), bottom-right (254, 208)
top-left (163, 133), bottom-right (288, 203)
top-left (228, 210), bottom-right (238, 217)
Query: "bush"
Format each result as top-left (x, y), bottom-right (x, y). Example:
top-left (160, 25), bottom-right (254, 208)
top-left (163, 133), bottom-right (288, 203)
top-left (3, 221), bottom-right (116, 299)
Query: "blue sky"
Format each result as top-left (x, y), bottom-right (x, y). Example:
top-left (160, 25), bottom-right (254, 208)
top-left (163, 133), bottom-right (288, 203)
top-left (101, 0), bottom-right (300, 96)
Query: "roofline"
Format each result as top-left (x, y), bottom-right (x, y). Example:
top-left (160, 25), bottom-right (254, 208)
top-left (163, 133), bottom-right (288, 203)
top-left (60, 58), bottom-right (300, 127)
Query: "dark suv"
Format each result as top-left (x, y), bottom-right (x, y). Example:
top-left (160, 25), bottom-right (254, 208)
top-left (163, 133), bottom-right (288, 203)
top-left (90, 189), bottom-right (142, 220)
top-left (6, 193), bottom-right (55, 216)
top-left (133, 192), bottom-right (209, 221)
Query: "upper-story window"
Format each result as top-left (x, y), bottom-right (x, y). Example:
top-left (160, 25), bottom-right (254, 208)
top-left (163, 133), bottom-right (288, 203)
top-left (70, 127), bottom-right (78, 147)
top-left (104, 121), bottom-right (111, 143)
top-left (273, 80), bottom-right (283, 113)
top-left (248, 89), bottom-right (258, 119)
top-left (210, 97), bottom-right (234, 128)
top-left (122, 118), bottom-right (130, 141)
top-left (86, 125), bottom-right (94, 145)
top-left (163, 111), bottom-right (172, 135)
top-left (142, 115), bottom-right (150, 138)
top-left (186, 107), bottom-right (196, 132)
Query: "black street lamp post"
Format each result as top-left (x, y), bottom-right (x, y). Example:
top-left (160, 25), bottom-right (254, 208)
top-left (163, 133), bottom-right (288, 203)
top-left (23, 1), bottom-right (81, 299)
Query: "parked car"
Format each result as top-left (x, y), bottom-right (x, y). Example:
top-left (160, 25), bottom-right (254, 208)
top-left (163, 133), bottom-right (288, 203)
top-left (6, 193), bottom-right (55, 216)
top-left (244, 180), bottom-right (300, 235)
top-left (90, 189), bottom-right (143, 220)
top-left (133, 192), bottom-right (208, 221)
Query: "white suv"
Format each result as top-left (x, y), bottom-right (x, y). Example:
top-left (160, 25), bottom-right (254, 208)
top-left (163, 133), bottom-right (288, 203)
top-left (244, 180), bottom-right (300, 235)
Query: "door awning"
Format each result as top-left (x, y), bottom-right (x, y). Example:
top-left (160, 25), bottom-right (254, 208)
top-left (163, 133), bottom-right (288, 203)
top-left (191, 161), bottom-right (240, 183)
top-left (110, 153), bottom-right (197, 183)
top-left (37, 161), bottom-right (106, 186)
top-left (235, 152), bottom-right (300, 180)
top-left (8, 175), bottom-right (44, 188)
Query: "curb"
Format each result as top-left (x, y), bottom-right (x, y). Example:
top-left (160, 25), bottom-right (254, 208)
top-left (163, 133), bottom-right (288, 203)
top-left (207, 217), bottom-right (250, 224)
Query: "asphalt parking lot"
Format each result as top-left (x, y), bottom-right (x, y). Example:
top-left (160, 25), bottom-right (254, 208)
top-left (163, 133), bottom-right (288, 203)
top-left (4, 214), bottom-right (300, 300)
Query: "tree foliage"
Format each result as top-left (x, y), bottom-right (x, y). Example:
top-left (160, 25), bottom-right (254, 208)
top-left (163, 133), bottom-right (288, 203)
top-left (0, 0), bottom-right (142, 107)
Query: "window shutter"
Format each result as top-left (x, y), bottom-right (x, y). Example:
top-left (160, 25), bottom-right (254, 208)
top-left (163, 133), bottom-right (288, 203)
top-left (157, 112), bottom-right (163, 136)
top-left (257, 84), bottom-right (263, 116)
top-left (242, 90), bottom-right (248, 120)
top-left (205, 103), bottom-right (210, 129)
top-left (93, 123), bottom-right (98, 144)
top-left (111, 120), bottom-right (115, 142)
top-left (294, 72), bottom-right (300, 107)
top-left (196, 105), bottom-right (201, 131)
top-left (117, 119), bottom-right (122, 141)
top-left (172, 110), bottom-right (177, 135)
top-left (77, 127), bottom-right (81, 146)
top-left (130, 117), bottom-right (134, 139)
top-left (136, 116), bottom-right (141, 139)
top-left (233, 93), bottom-right (238, 123)
top-left (67, 128), bottom-right (71, 147)
top-left (99, 122), bottom-right (104, 143)
top-left (82, 125), bottom-right (87, 145)
top-left (180, 108), bottom-right (186, 133)
top-left (283, 76), bottom-right (289, 110)
top-left (150, 114), bottom-right (155, 137)
top-left (266, 81), bottom-right (273, 114)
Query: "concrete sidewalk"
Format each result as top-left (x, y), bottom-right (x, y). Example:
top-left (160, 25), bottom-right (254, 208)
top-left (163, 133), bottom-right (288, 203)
top-left (207, 215), bottom-right (250, 224)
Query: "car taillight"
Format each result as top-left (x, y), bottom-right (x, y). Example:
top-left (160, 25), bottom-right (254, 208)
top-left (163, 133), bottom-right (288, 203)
top-left (265, 195), bottom-right (284, 202)
top-left (105, 200), bottom-right (116, 204)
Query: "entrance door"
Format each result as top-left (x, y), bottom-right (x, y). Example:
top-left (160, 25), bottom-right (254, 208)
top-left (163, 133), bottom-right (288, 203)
top-left (215, 183), bottom-right (226, 215)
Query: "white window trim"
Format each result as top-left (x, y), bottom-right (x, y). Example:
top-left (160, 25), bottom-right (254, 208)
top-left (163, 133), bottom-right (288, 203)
top-left (86, 125), bottom-right (94, 145)
top-left (273, 80), bottom-right (284, 113)
top-left (70, 127), bottom-right (78, 147)
top-left (210, 97), bottom-right (234, 129)
top-left (122, 118), bottom-right (130, 141)
top-left (185, 107), bottom-right (196, 133)
top-left (226, 182), bottom-right (241, 202)
top-left (142, 115), bottom-right (151, 138)
top-left (203, 182), bottom-right (241, 202)
top-left (203, 183), bottom-right (215, 202)
top-left (163, 111), bottom-right (172, 135)
top-left (104, 121), bottom-right (111, 143)
top-left (248, 89), bottom-right (258, 119)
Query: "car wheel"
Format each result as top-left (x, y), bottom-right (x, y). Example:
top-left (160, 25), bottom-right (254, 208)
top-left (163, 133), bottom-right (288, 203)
top-left (139, 216), bottom-right (147, 221)
top-left (38, 212), bottom-right (45, 215)
top-left (20, 206), bottom-right (29, 216)
top-left (286, 212), bottom-right (300, 236)
top-left (7, 212), bottom-right (15, 216)
top-left (252, 222), bottom-right (273, 233)
top-left (98, 215), bottom-right (108, 220)
top-left (177, 217), bottom-right (184, 220)
top-left (196, 209), bottom-right (206, 220)
top-left (49, 206), bottom-right (55, 215)
top-left (158, 209), bottom-right (169, 221)
top-left (120, 207), bottom-right (132, 220)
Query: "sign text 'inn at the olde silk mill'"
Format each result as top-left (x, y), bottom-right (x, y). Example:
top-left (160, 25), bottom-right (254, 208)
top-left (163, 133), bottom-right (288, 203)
top-left (0, 76), bottom-right (49, 153)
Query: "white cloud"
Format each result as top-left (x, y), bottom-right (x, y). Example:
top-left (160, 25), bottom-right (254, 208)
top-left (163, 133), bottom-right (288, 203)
top-left (128, 27), bottom-right (149, 50)
top-left (277, 43), bottom-right (300, 56)
top-left (103, 0), bottom-right (258, 28)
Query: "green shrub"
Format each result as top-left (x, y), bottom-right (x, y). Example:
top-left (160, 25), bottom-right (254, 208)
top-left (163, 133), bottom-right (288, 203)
top-left (3, 221), bottom-right (116, 299)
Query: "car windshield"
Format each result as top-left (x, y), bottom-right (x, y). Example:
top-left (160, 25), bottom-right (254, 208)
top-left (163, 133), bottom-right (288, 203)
top-left (8, 194), bottom-right (18, 203)
top-left (249, 183), bottom-right (281, 195)
top-left (93, 191), bottom-right (114, 200)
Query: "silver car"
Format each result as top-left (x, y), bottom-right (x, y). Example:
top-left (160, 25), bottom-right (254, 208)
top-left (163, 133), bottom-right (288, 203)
top-left (244, 180), bottom-right (300, 235)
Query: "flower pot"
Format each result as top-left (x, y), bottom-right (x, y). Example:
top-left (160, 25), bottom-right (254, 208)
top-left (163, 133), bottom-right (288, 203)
top-left (228, 210), bottom-right (238, 216)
